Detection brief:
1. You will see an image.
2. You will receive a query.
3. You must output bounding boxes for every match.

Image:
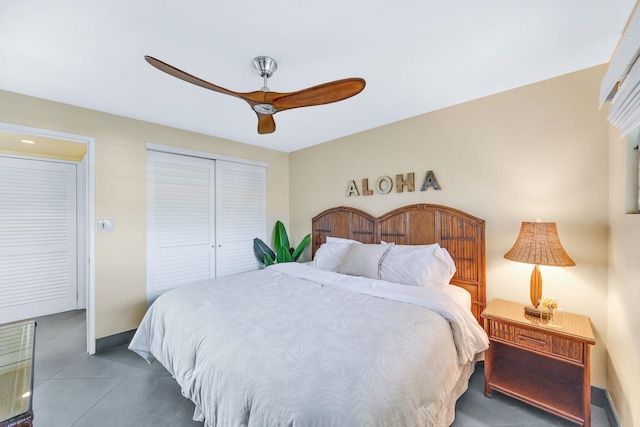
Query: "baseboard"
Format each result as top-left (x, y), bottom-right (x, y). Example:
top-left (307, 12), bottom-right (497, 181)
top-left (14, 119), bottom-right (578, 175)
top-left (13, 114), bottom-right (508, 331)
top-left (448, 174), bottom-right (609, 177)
top-left (94, 329), bottom-right (136, 353)
top-left (591, 385), bottom-right (621, 427)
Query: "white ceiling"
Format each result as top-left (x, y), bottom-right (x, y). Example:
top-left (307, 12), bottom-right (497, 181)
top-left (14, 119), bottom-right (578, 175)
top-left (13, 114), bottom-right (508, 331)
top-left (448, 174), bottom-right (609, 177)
top-left (0, 1), bottom-right (635, 153)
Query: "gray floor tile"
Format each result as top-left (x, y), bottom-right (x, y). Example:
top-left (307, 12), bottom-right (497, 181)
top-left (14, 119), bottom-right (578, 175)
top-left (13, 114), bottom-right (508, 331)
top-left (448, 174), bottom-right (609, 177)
top-left (590, 405), bottom-right (615, 427)
top-left (32, 377), bottom-right (122, 427)
top-left (34, 338), bottom-right (88, 380)
top-left (101, 344), bottom-right (173, 377)
top-left (35, 310), bottom-right (86, 344)
top-left (168, 399), bottom-right (205, 426)
top-left (454, 386), bottom-right (560, 426)
top-left (51, 344), bottom-right (170, 379)
top-left (51, 352), bottom-right (142, 379)
top-left (71, 376), bottom-right (188, 427)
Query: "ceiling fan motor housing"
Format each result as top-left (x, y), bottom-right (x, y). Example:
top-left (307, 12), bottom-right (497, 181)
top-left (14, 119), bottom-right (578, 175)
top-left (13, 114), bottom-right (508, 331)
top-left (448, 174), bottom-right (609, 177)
top-left (253, 56), bottom-right (278, 78)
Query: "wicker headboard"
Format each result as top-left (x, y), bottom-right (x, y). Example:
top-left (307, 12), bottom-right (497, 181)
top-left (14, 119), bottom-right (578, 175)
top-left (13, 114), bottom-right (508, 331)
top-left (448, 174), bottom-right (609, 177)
top-left (312, 204), bottom-right (486, 324)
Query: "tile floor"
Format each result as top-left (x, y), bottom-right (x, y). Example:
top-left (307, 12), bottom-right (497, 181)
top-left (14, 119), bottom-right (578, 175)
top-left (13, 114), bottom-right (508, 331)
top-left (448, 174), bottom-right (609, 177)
top-left (29, 310), bottom-right (613, 426)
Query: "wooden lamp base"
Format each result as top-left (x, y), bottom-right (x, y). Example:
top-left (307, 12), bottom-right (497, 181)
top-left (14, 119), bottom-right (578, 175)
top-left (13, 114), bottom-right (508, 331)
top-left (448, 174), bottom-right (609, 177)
top-left (523, 264), bottom-right (554, 319)
top-left (529, 264), bottom-right (542, 308)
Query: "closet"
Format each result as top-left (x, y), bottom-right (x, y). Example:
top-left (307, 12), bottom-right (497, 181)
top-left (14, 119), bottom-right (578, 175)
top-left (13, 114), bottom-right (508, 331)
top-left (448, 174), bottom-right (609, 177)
top-left (146, 149), bottom-right (266, 303)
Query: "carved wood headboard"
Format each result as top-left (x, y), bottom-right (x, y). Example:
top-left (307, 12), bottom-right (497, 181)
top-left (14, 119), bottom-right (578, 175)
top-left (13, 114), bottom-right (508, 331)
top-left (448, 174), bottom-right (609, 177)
top-left (311, 204), bottom-right (486, 324)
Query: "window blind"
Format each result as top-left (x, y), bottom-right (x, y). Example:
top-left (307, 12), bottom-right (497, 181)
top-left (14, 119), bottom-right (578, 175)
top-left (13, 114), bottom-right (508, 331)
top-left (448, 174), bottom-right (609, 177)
top-left (601, 5), bottom-right (640, 137)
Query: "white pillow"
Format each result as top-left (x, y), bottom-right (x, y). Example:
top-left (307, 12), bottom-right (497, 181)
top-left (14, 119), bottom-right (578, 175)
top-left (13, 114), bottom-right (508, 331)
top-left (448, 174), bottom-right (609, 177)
top-left (312, 242), bottom-right (353, 271)
top-left (379, 244), bottom-right (456, 288)
top-left (326, 236), bottom-right (363, 245)
top-left (337, 244), bottom-right (393, 279)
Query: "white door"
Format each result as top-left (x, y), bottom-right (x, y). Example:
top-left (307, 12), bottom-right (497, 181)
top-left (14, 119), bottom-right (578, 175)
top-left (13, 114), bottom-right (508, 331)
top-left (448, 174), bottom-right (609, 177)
top-left (0, 157), bottom-right (77, 323)
top-left (215, 160), bottom-right (266, 277)
top-left (147, 151), bottom-right (215, 303)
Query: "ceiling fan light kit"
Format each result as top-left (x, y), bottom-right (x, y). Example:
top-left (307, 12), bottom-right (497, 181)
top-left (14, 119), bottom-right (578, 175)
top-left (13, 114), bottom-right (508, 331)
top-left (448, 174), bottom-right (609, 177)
top-left (145, 55), bottom-right (365, 134)
top-left (253, 103), bottom-right (277, 114)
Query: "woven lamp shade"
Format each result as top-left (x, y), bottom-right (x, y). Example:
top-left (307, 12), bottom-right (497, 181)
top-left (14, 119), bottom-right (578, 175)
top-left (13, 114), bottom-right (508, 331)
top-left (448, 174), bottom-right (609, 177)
top-left (504, 222), bottom-right (574, 313)
top-left (504, 222), bottom-right (575, 267)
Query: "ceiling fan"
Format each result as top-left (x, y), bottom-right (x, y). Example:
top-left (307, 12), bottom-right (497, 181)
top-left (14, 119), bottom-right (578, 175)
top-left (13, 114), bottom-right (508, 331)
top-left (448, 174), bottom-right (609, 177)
top-left (145, 55), bottom-right (366, 134)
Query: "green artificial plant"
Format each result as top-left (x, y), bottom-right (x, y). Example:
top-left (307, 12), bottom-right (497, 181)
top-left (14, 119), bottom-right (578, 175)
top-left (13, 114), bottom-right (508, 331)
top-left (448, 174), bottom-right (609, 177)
top-left (253, 221), bottom-right (311, 266)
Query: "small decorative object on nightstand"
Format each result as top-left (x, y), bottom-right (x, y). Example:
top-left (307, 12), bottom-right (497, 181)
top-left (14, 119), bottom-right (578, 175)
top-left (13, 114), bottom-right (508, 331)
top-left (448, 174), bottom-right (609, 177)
top-left (482, 299), bottom-right (595, 426)
top-left (504, 221), bottom-right (575, 318)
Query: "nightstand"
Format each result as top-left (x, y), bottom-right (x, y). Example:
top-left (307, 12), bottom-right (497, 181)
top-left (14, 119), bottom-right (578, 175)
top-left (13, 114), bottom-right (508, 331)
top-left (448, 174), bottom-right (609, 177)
top-left (482, 298), bottom-right (596, 426)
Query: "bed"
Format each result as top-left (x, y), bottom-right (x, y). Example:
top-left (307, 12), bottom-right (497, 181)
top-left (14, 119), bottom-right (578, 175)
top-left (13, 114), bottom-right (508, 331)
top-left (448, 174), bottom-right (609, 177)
top-left (129, 204), bottom-right (489, 427)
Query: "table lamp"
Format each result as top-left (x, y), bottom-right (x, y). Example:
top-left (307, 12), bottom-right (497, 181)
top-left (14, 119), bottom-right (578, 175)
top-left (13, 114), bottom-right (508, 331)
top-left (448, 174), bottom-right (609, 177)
top-left (504, 221), bottom-right (575, 317)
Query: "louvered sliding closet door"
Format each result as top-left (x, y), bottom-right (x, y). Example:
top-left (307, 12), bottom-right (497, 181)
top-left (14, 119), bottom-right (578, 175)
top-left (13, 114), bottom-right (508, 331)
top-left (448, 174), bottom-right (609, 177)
top-left (0, 157), bottom-right (77, 324)
top-left (147, 151), bottom-right (215, 303)
top-left (215, 160), bottom-right (266, 277)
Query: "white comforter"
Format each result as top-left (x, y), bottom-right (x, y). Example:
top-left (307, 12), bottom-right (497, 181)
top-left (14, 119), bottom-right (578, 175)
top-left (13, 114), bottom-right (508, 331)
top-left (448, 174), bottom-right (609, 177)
top-left (129, 263), bottom-right (489, 427)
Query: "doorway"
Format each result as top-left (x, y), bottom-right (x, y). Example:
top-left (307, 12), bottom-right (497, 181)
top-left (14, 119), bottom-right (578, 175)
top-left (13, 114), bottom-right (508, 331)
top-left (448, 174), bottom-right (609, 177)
top-left (0, 156), bottom-right (78, 321)
top-left (0, 123), bottom-right (96, 354)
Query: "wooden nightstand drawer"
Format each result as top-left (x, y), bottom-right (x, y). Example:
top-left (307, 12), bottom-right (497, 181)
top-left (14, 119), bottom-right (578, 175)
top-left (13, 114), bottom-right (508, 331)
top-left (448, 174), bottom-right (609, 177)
top-left (514, 327), bottom-right (551, 352)
top-left (488, 320), bottom-right (514, 342)
top-left (551, 336), bottom-right (584, 363)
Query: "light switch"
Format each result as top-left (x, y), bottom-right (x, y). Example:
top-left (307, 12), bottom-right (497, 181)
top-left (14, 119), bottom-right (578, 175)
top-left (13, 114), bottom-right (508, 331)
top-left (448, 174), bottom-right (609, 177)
top-left (98, 219), bottom-right (116, 233)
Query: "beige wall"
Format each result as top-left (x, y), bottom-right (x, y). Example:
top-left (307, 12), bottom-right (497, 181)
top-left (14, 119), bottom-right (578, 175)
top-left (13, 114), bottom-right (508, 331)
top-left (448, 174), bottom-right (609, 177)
top-left (290, 65), bottom-right (610, 387)
top-left (607, 124), bottom-right (640, 427)
top-left (0, 88), bottom-right (290, 339)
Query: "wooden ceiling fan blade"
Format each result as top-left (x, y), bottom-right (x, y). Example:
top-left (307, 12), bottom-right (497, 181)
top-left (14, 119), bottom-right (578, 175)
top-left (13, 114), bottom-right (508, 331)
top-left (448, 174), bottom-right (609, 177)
top-left (146, 54), bottom-right (365, 135)
top-left (145, 56), bottom-right (240, 98)
top-left (272, 78), bottom-right (365, 112)
top-left (257, 113), bottom-right (276, 134)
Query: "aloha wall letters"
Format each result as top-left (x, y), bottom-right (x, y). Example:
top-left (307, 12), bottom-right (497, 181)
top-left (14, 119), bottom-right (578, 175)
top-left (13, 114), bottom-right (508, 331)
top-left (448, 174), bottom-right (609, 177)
top-left (346, 171), bottom-right (441, 197)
